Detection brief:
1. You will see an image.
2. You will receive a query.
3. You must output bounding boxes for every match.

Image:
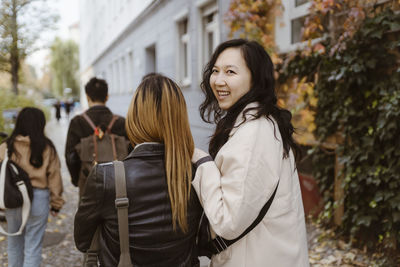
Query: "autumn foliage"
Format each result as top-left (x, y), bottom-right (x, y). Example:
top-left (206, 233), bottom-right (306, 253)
top-left (225, 0), bottom-right (283, 61)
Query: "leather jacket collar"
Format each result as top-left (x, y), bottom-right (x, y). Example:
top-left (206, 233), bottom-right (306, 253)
top-left (126, 143), bottom-right (164, 159)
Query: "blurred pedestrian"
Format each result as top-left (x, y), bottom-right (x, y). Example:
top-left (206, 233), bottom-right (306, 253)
top-left (53, 100), bottom-right (61, 122)
top-left (191, 39), bottom-right (309, 267)
top-left (74, 74), bottom-right (202, 266)
top-left (64, 99), bottom-right (74, 119)
top-left (0, 107), bottom-right (64, 267)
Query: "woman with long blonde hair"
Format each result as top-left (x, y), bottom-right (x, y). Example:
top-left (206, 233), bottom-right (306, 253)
top-left (74, 73), bottom-right (202, 266)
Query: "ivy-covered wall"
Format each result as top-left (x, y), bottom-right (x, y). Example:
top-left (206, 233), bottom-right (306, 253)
top-left (281, 8), bottom-right (400, 253)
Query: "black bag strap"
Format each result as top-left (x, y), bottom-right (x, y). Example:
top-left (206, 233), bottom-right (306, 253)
top-left (209, 181), bottom-right (279, 254)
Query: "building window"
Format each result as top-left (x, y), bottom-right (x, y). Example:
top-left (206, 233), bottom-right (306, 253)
top-left (113, 61), bottom-right (119, 94)
top-left (128, 51), bottom-right (134, 92)
top-left (201, 2), bottom-right (219, 68)
top-left (145, 44), bottom-right (156, 74)
top-left (291, 13), bottom-right (329, 44)
top-left (295, 0), bottom-right (309, 7)
top-left (108, 64), bottom-right (114, 93)
top-left (120, 57), bottom-right (126, 93)
top-left (178, 18), bottom-right (190, 86)
top-left (291, 15), bottom-right (306, 44)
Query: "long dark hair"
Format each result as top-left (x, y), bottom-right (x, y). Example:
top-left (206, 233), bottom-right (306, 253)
top-left (200, 39), bottom-right (300, 160)
top-left (6, 107), bottom-right (56, 168)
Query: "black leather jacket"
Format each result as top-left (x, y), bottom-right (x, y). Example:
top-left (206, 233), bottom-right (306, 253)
top-left (74, 143), bottom-right (202, 267)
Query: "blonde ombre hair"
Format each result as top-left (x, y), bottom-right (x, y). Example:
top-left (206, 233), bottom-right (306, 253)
top-left (126, 74), bottom-right (194, 232)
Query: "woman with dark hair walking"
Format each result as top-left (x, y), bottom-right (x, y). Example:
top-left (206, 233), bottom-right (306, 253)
top-left (0, 107), bottom-right (64, 267)
top-left (74, 74), bottom-right (202, 266)
top-left (192, 39), bottom-right (309, 266)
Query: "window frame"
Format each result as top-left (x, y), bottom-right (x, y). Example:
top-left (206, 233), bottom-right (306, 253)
top-left (197, 0), bottom-right (219, 82)
top-left (175, 13), bottom-right (192, 88)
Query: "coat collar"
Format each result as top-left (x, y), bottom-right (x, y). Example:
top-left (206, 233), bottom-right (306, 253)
top-left (229, 102), bottom-right (260, 137)
top-left (125, 142), bottom-right (164, 159)
top-left (87, 105), bottom-right (111, 113)
top-left (15, 135), bottom-right (31, 143)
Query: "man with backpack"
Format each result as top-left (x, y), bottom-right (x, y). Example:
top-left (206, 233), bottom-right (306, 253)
top-left (65, 77), bottom-right (130, 197)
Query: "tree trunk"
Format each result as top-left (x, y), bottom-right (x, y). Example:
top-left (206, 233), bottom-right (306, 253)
top-left (11, 55), bottom-right (19, 95)
top-left (10, 0), bottom-right (19, 95)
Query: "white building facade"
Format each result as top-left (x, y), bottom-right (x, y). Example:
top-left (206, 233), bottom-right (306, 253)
top-left (79, 0), bottom-right (311, 150)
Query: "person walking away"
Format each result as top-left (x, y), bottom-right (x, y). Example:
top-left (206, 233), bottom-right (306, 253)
top-left (64, 100), bottom-right (73, 119)
top-left (0, 107), bottom-right (64, 267)
top-left (74, 74), bottom-right (202, 267)
top-left (65, 77), bottom-right (129, 197)
top-left (191, 39), bottom-right (310, 267)
top-left (53, 101), bottom-right (61, 122)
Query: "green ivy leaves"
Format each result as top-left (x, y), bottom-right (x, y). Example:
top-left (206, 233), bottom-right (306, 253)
top-left (280, 8), bottom-right (400, 253)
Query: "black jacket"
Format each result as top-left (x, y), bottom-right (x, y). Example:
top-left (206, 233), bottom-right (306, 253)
top-left (65, 105), bottom-right (127, 186)
top-left (74, 143), bottom-right (202, 267)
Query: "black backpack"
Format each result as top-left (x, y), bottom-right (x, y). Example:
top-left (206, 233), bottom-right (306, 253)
top-left (0, 148), bottom-right (34, 235)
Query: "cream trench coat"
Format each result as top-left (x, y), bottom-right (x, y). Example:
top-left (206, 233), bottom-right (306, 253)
top-left (192, 104), bottom-right (310, 267)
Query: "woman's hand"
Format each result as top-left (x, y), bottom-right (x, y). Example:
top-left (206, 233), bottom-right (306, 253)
top-left (50, 208), bottom-right (59, 217)
top-left (50, 211), bottom-right (58, 217)
top-left (192, 148), bottom-right (209, 163)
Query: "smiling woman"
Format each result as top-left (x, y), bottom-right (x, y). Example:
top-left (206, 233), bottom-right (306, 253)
top-left (210, 47), bottom-right (252, 110)
top-left (193, 39), bottom-right (309, 267)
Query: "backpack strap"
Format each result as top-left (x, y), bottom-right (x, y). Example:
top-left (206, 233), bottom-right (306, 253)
top-left (0, 149), bottom-right (7, 209)
top-left (82, 112), bottom-right (97, 131)
top-left (114, 161), bottom-right (133, 267)
top-left (92, 134), bottom-right (98, 164)
top-left (82, 113), bottom-right (99, 163)
top-left (209, 181), bottom-right (279, 254)
top-left (110, 135), bottom-right (117, 161)
top-left (108, 115), bottom-right (119, 161)
top-left (0, 148), bottom-right (32, 236)
top-left (107, 115), bottom-right (119, 133)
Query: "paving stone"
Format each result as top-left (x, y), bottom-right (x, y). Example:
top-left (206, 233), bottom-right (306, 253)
top-left (43, 231), bottom-right (66, 248)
